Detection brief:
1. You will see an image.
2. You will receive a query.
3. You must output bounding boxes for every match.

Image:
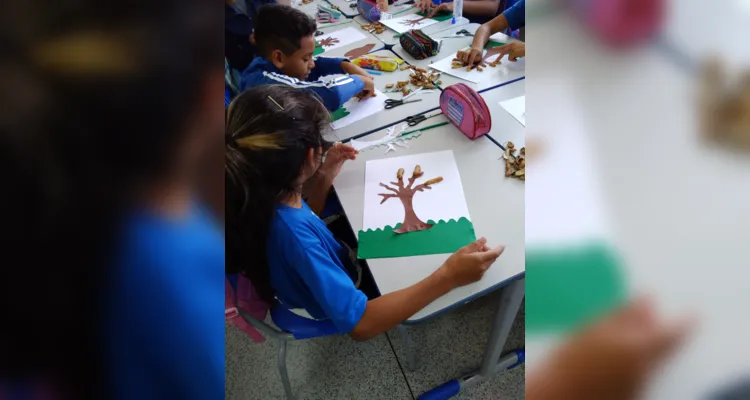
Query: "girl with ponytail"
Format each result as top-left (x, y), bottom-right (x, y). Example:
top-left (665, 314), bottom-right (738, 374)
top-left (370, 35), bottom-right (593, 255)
top-left (226, 85), bottom-right (506, 340)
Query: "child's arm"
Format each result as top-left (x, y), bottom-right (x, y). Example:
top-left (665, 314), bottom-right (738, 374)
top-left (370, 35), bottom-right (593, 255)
top-left (349, 239), bottom-right (504, 341)
top-left (462, 1), bottom-right (525, 67)
top-left (267, 73), bottom-right (364, 111)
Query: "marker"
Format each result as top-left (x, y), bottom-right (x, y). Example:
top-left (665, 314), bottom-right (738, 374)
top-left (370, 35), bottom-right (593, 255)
top-left (367, 70), bottom-right (383, 75)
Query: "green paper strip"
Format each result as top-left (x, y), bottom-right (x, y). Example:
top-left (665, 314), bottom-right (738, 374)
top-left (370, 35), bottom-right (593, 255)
top-left (486, 40), bottom-right (507, 49)
top-left (313, 44), bottom-right (325, 56)
top-left (416, 11), bottom-right (453, 22)
top-left (330, 107), bottom-right (350, 121)
top-left (357, 217), bottom-right (476, 259)
top-left (526, 241), bottom-right (627, 335)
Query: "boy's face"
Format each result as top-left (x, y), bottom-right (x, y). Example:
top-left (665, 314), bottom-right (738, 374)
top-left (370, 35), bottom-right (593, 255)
top-left (272, 35), bottom-right (316, 80)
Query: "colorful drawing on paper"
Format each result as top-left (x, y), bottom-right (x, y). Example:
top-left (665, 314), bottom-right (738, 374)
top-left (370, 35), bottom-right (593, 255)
top-left (381, 13), bottom-right (440, 34)
top-left (311, 26), bottom-right (368, 55)
top-left (330, 89), bottom-right (388, 130)
top-left (357, 150), bottom-right (476, 259)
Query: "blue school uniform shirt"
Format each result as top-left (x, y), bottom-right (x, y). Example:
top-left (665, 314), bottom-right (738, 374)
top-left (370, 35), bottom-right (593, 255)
top-left (267, 201), bottom-right (367, 334)
top-left (503, 0), bottom-right (525, 30)
top-left (240, 56), bottom-right (365, 111)
top-left (108, 202), bottom-right (224, 400)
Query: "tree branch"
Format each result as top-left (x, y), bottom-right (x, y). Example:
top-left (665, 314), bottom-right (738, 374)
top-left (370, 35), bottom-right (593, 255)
top-left (379, 183), bottom-right (399, 193)
top-left (378, 193), bottom-right (397, 204)
top-left (407, 165), bottom-right (424, 189)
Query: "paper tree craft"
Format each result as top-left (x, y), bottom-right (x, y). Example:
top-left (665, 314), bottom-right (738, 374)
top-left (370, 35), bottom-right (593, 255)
top-left (357, 150), bottom-right (476, 259)
top-left (378, 165), bottom-right (443, 233)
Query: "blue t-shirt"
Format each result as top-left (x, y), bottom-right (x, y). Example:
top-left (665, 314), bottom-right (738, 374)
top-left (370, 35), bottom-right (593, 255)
top-left (267, 201), bottom-right (367, 334)
top-left (108, 202), bottom-right (224, 400)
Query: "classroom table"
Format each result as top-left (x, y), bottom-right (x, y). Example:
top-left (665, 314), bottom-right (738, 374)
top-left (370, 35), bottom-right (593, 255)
top-left (293, 0), bottom-right (325, 18)
top-left (480, 80), bottom-right (526, 148)
top-left (335, 114), bottom-right (525, 323)
top-left (334, 110), bottom-right (525, 397)
top-left (326, 49), bottom-right (442, 142)
top-left (314, 21), bottom-right (385, 59)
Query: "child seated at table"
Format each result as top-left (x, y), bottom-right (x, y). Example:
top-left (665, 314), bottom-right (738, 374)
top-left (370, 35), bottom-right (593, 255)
top-left (240, 4), bottom-right (375, 111)
top-left (457, 0), bottom-right (526, 67)
top-left (416, 0), bottom-right (521, 26)
top-left (226, 84), bottom-right (505, 340)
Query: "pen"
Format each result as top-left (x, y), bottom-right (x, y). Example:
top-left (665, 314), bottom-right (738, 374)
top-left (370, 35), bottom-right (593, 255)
top-left (367, 70), bottom-right (383, 75)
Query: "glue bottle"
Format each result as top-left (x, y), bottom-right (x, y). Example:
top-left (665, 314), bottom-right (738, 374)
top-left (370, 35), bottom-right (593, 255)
top-left (452, 0), bottom-right (464, 24)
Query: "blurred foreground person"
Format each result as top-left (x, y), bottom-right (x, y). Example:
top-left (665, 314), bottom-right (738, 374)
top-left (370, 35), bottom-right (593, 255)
top-left (527, 298), bottom-right (693, 400)
top-left (0, 0), bottom-right (223, 398)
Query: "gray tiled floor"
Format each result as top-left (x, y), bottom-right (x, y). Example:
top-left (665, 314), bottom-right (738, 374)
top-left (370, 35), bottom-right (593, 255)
top-left (226, 289), bottom-right (525, 400)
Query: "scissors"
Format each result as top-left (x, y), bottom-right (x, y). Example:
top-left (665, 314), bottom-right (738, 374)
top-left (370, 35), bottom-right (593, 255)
top-left (384, 98), bottom-right (423, 109)
top-left (405, 111), bottom-right (441, 126)
top-left (439, 29), bottom-right (474, 39)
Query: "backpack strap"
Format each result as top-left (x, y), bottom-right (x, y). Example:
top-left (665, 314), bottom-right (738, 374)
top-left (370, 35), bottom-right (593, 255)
top-left (225, 276), bottom-right (266, 343)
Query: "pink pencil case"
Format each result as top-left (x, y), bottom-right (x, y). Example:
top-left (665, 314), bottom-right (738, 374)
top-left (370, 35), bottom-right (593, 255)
top-left (439, 83), bottom-right (492, 140)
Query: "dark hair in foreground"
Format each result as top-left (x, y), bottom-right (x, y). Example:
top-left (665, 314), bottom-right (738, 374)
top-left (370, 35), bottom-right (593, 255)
top-left (254, 4), bottom-right (317, 57)
top-left (226, 85), bottom-right (330, 302)
top-left (0, 0), bottom-right (220, 397)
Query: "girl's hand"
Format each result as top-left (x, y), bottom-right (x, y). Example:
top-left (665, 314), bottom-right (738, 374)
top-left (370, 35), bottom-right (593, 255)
top-left (460, 46), bottom-right (484, 68)
top-left (527, 298), bottom-right (694, 400)
top-left (318, 143), bottom-right (358, 181)
top-left (416, 0), bottom-right (434, 14)
top-left (496, 42), bottom-right (525, 61)
top-left (438, 238), bottom-right (504, 289)
top-left (428, 2), bottom-right (452, 16)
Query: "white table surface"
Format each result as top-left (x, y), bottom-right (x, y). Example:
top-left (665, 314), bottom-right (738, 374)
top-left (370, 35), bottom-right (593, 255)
top-left (315, 21), bottom-right (385, 59)
top-left (292, 0), bottom-right (326, 18)
top-left (334, 115), bottom-right (525, 322)
top-left (324, 0), bottom-right (360, 17)
top-left (481, 80), bottom-right (526, 148)
top-left (390, 22), bottom-right (476, 68)
top-left (327, 49), bottom-right (442, 142)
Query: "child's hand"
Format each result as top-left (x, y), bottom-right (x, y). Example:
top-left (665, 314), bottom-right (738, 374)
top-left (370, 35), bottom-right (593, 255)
top-left (437, 238), bottom-right (504, 289)
top-left (356, 75), bottom-right (377, 100)
top-left (318, 143), bottom-right (358, 181)
top-left (416, 0), bottom-right (435, 14)
top-left (496, 42), bottom-right (525, 61)
top-left (527, 298), bottom-right (694, 400)
top-left (460, 46), bottom-right (484, 68)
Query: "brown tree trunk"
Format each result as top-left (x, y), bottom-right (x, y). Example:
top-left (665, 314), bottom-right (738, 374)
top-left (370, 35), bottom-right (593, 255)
top-left (394, 194), bottom-right (433, 234)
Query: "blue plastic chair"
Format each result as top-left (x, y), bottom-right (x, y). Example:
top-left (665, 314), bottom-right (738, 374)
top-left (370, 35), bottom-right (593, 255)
top-left (227, 274), bottom-right (340, 400)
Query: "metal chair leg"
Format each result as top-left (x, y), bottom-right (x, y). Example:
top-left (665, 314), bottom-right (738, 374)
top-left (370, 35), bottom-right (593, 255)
top-left (398, 324), bottom-right (418, 371)
top-left (277, 339), bottom-right (295, 400)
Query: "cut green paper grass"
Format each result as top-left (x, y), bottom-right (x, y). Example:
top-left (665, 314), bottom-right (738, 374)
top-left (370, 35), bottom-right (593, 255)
top-left (330, 107), bottom-right (349, 121)
top-left (525, 241), bottom-right (627, 335)
top-left (486, 40), bottom-right (507, 49)
top-left (416, 11), bottom-right (453, 22)
top-left (357, 217), bottom-right (476, 259)
top-left (313, 44), bottom-right (325, 56)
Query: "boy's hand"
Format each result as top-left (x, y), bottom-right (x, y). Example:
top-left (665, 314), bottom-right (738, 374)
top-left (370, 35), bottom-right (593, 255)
top-left (437, 238), bottom-right (504, 289)
top-left (527, 298), bottom-right (694, 400)
top-left (318, 143), bottom-right (358, 181)
top-left (496, 42), bottom-right (525, 61)
top-left (356, 75), bottom-right (377, 100)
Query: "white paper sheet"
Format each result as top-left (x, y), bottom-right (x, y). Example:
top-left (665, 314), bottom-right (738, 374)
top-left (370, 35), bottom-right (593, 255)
top-left (499, 95), bottom-right (526, 127)
top-left (316, 27), bottom-right (367, 53)
top-left (489, 31), bottom-right (512, 44)
top-left (429, 51), bottom-right (524, 84)
top-left (330, 90), bottom-right (388, 130)
top-left (380, 13), bottom-right (439, 34)
top-left (362, 150), bottom-right (471, 230)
